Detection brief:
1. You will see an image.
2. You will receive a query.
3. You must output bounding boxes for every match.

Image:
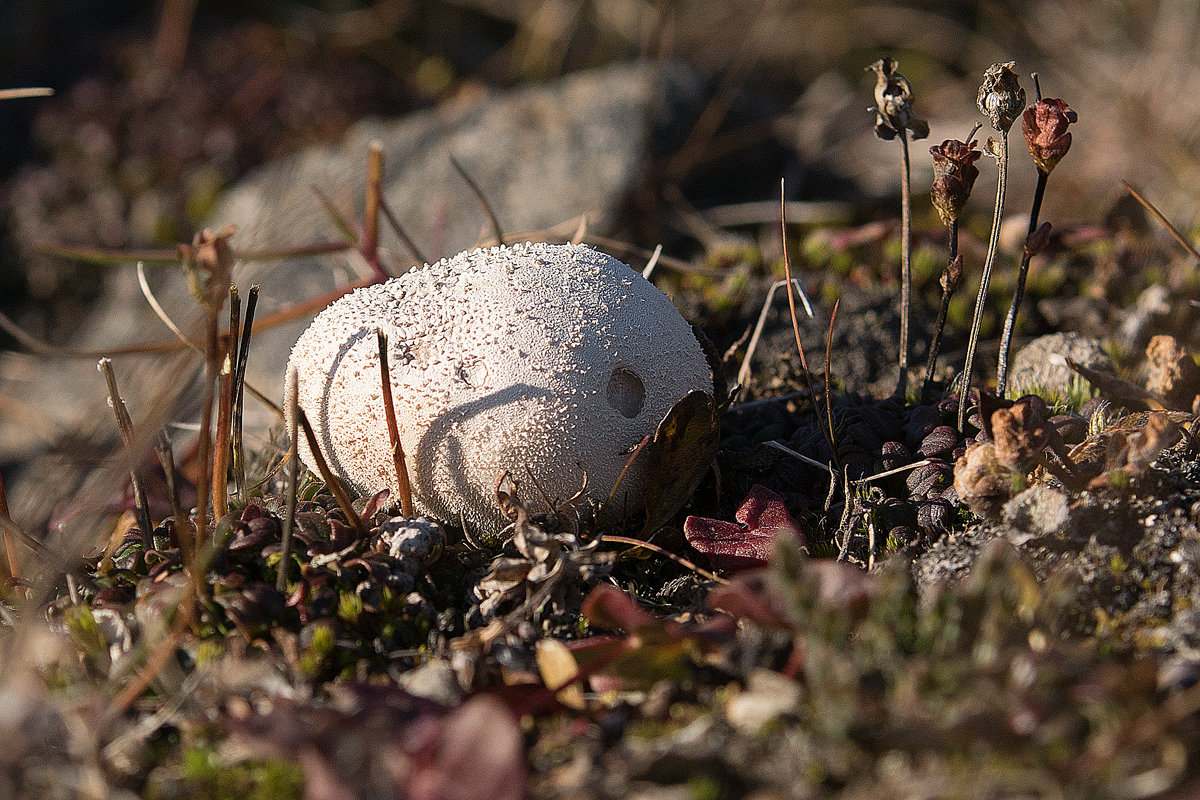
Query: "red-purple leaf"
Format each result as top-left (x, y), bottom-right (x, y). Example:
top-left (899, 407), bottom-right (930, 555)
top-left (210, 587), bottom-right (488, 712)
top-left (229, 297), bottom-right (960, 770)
top-left (684, 484), bottom-right (804, 571)
top-left (581, 583), bottom-right (659, 634)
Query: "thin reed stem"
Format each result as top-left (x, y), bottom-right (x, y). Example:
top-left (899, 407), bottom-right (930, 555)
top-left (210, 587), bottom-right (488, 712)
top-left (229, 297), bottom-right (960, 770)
top-left (297, 407), bottom-right (367, 537)
top-left (278, 373), bottom-right (299, 592)
top-left (996, 170), bottom-right (1048, 396)
top-left (896, 128), bottom-right (912, 397)
top-left (923, 222), bottom-right (960, 400)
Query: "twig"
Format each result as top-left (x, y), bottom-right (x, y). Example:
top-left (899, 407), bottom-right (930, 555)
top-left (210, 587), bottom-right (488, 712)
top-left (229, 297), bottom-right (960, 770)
top-left (278, 373), bottom-right (300, 592)
top-left (600, 534), bottom-right (728, 585)
top-left (450, 154), bottom-right (505, 246)
top-left (377, 329), bottom-right (414, 517)
top-left (296, 407), bottom-right (367, 537)
top-left (98, 358), bottom-right (154, 555)
top-left (1124, 181), bottom-right (1200, 265)
top-left (231, 286), bottom-right (258, 504)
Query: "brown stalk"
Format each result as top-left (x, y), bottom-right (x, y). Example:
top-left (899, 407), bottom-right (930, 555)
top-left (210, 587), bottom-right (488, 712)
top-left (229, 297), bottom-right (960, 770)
top-left (1124, 181), bottom-right (1200, 265)
top-left (0, 467), bottom-right (19, 586)
top-left (192, 305), bottom-right (222, 549)
top-left (98, 358), bottom-right (154, 555)
top-left (212, 354), bottom-right (233, 521)
top-left (450, 154), bottom-right (505, 246)
top-left (155, 431), bottom-right (192, 567)
top-left (377, 329), bottom-right (414, 517)
top-left (231, 285), bottom-right (258, 503)
top-left (34, 238), bottom-right (350, 266)
top-left (278, 372), bottom-right (300, 592)
top-left (824, 298), bottom-right (840, 459)
top-left (896, 127), bottom-right (913, 397)
top-left (297, 406), bottom-right (367, 537)
top-left (599, 534), bottom-right (728, 585)
top-left (362, 141), bottom-right (388, 280)
top-left (379, 196), bottom-right (428, 266)
top-left (780, 179), bottom-right (838, 467)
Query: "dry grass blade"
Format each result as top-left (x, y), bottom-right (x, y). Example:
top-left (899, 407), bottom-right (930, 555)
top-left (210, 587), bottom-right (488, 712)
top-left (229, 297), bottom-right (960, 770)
top-left (311, 183), bottom-right (361, 244)
top-left (377, 329), bottom-right (414, 517)
top-left (0, 87), bottom-right (53, 100)
top-left (450, 154), bottom-right (505, 246)
top-left (35, 239), bottom-right (351, 266)
top-left (297, 406), bottom-right (367, 537)
top-left (780, 179), bottom-right (837, 468)
top-left (600, 534), bottom-right (728, 585)
top-left (1124, 181), bottom-right (1200, 265)
top-left (641, 244), bottom-right (663, 281)
top-left (137, 261), bottom-right (202, 353)
top-left (736, 277), bottom-right (813, 389)
top-left (98, 358), bottom-right (154, 554)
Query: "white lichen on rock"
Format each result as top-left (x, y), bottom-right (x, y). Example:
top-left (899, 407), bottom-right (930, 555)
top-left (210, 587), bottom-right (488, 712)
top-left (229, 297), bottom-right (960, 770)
top-left (286, 241), bottom-right (712, 538)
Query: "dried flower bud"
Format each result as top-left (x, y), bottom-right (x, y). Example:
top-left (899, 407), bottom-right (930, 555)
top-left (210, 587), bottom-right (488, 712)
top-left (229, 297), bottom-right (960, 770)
top-left (940, 254), bottom-right (964, 293)
top-left (1024, 221), bottom-right (1052, 256)
top-left (930, 138), bottom-right (982, 226)
top-left (180, 224), bottom-right (237, 312)
top-left (977, 62), bottom-right (1025, 133)
top-left (867, 56), bottom-right (929, 141)
top-left (1023, 98), bottom-right (1076, 174)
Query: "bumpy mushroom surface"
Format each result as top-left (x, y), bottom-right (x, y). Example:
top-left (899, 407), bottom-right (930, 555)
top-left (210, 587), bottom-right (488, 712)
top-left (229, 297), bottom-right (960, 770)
top-left (286, 242), bottom-right (712, 538)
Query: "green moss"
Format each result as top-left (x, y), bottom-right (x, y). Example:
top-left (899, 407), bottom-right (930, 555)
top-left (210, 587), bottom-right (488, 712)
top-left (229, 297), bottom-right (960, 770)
top-left (148, 746), bottom-right (304, 800)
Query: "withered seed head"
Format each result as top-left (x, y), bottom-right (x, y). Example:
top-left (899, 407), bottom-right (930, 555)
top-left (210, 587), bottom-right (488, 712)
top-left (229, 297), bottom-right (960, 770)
top-left (867, 56), bottom-right (930, 141)
top-left (977, 62), bottom-right (1025, 133)
top-left (1023, 98), bottom-right (1076, 174)
top-left (930, 138), bottom-right (982, 226)
top-left (990, 399), bottom-right (1050, 473)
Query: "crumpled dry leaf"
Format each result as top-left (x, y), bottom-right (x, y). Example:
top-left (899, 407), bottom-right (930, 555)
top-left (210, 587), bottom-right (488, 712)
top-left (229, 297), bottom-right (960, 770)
top-left (683, 484), bottom-right (805, 572)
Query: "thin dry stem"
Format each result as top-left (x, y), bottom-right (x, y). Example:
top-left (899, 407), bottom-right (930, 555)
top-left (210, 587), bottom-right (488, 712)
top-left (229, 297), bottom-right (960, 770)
top-left (0, 467), bottom-right (18, 586)
top-left (98, 358), bottom-right (154, 554)
top-left (212, 354), bottom-right (233, 521)
top-left (780, 179), bottom-right (838, 467)
top-left (231, 287), bottom-right (258, 501)
top-left (297, 407), bottom-right (368, 537)
top-left (1124, 181), bottom-right (1200, 265)
top-left (279, 374), bottom-right (300, 592)
top-left (450, 154), bottom-right (505, 246)
top-left (364, 141), bottom-right (383, 271)
top-left (600, 534), bottom-right (728, 585)
top-left (896, 128), bottom-right (912, 397)
top-left (155, 431), bottom-right (192, 567)
top-left (825, 298), bottom-right (840, 455)
top-left (959, 132), bottom-right (1010, 431)
top-left (377, 329), bottom-right (415, 517)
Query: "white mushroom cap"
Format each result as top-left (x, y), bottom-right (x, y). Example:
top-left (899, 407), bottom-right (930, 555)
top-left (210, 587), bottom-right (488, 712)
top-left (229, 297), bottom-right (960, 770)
top-left (286, 242), bottom-right (712, 538)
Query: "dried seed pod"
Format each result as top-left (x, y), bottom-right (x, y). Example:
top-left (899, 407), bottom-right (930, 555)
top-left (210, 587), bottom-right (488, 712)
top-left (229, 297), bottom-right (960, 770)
top-left (991, 401), bottom-right (1051, 473)
top-left (954, 442), bottom-right (1015, 520)
top-left (977, 61), bottom-right (1025, 133)
top-left (867, 56), bottom-right (930, 140)
top-left (930, 139), bottom-right (982, 226)
top-left (1023, 98), bottom-right (1076, 174)
top-left (881, 440), bottom-right (911, 471)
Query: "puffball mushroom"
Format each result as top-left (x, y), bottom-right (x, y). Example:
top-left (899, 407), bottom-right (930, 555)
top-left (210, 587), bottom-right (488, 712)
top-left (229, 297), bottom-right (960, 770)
top-left (286, 241), bottom-right (713, 539)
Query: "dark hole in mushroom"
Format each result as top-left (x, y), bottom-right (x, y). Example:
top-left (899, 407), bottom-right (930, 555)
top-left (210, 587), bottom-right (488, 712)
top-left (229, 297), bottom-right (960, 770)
top-left (606, 367), bottom-right (645, 418)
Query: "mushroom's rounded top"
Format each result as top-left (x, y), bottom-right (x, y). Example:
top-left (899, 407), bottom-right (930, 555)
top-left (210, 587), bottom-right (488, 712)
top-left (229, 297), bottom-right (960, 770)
top-left (287, 241), bottom-right (713, 538)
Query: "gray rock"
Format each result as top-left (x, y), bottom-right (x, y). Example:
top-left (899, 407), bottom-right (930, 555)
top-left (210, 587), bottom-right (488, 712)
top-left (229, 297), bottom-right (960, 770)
top-left (1001, 484), bottom-right (1073, 546)
top-left (1006, 331), bottom-right (1113, 401)
top-left (0, 62), bottom-right (702, 531)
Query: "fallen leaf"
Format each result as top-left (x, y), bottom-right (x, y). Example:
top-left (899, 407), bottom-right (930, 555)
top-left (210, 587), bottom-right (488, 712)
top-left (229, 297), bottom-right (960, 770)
top-left (639, 391), bottom-right (720, 536)
top-left (683, 484), bottom-right (804, 572)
